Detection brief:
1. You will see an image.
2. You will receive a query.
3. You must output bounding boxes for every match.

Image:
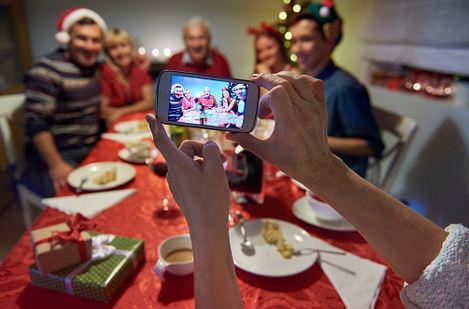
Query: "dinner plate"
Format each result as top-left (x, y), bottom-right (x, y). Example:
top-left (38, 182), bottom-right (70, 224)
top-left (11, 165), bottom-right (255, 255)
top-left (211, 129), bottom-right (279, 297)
top-left (291, 178), bottom-right (308, 191)
top-left (114, 120), bottom-right (150, 134)
top-left (292, 196), bottom-right (356, 232)
top-left (118, 147), bottom-right (158, 164)
top-left (229, 218), bottom-right (318, 277)
top-left (67, 162), bottom-right (136, 191)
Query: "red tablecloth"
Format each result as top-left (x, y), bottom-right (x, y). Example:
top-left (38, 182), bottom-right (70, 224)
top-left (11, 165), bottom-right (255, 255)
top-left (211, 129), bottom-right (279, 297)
top-left (0, 113), bottom-right (404, 308)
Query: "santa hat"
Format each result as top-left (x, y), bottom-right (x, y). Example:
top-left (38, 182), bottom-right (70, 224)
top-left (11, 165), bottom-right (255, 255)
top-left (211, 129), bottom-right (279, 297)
top-left (55, 7), bottom-right (107, 46)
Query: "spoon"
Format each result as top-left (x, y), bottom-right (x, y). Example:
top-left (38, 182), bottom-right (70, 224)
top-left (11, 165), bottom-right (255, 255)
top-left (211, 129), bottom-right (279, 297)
top-left (76, 175), bottom-right (89, 195)
top-left (236, 211), bottom-right (255, 254)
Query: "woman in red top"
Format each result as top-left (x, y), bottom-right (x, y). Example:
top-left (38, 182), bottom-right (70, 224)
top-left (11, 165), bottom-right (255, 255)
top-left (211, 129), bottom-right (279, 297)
top-left (100, 28), bottom-right (153, 126)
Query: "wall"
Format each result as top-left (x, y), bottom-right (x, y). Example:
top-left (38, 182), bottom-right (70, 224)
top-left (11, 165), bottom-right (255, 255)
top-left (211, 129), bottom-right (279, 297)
top-left (333, 0), bottom-right (372, 82)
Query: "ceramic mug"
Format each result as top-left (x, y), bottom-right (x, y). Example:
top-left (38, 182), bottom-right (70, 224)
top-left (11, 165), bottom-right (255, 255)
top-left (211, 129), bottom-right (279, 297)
top-left (154, 234), bottom-right (193, 281)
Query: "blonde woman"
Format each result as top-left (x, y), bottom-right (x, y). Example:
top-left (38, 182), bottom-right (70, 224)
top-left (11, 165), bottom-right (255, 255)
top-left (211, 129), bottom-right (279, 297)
top-left (100, 28), bottom-right (153, 126)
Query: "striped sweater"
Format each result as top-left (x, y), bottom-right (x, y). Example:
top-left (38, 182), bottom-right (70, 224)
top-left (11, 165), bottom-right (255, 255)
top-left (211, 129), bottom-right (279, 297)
top-left (25, 49), bottom-right (101, 151)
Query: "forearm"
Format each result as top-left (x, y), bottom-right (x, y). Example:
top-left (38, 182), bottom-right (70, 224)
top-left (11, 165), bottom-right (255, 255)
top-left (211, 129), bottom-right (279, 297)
top-left (328, 136), bottom-right (374, 156)
top-left (189, 225), bottom-right (242, 309)
top-left (33, 131), bottom-right (64, 167)
top-left (308, 158), bottom-right (447, 283)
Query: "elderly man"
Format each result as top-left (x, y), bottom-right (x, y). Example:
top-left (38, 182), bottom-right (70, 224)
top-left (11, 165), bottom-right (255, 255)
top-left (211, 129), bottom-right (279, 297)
top-left (166, 16), bottom-right (232, 77)
top-left (198, 87), bottom-right (218, 110)
top-left (22, 7), bottom-right (106, 197)
top-left (288, 3), bottom-right (384, 178)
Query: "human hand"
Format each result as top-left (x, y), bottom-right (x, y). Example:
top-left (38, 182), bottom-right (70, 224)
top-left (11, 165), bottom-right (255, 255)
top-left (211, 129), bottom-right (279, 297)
top-left (106, 108), bottom-right (123, 127)
top-left (146, 114), bottom-right (230, 235)
top-left (49, 160), bottom-right (74, 193)
top-left (227, 72), bottom-right (339, 188)
top-left (135, 54), bottom-right (151, 72)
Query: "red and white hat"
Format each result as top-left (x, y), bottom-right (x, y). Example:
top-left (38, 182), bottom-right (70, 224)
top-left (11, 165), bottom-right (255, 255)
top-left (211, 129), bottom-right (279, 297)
top-left (55, 7), bottom-right (107, 46)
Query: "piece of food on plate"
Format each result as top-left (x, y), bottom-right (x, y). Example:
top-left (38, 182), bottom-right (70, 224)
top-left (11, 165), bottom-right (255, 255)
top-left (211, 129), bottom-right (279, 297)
top-left (262, 221), bottom-right (294, 259)
top-left (93, 168), bottom-right (117, 185)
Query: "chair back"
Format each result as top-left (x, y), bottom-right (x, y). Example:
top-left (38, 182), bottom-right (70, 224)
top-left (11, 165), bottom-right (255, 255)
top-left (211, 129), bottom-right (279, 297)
top-left (0, 94), bottom-right (43, 227)
top-left (0, 94), bottom-right (26, 167)
top-left (368, 106), bottom-right (418, 192)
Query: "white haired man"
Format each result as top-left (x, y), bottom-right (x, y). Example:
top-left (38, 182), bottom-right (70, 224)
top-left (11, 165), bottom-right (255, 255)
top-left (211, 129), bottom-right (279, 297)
top-left (166, 16), bottom-right (232, 77)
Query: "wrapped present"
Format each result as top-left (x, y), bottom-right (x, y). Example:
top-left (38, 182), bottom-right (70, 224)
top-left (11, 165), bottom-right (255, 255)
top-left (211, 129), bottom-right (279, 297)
top-left (29, 233), bottom-right (145, 303)
top-left (30, 214), bottom-right (94, 273)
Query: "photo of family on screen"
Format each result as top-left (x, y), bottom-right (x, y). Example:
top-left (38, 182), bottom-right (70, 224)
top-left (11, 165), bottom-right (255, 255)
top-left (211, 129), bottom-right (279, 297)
top-left (168, 75), bottom-right (248, 129)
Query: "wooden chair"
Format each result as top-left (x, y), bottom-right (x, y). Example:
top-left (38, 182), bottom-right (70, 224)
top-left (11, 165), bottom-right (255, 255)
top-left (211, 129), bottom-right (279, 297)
top-left (367, 106), bottom-right (418, 193)
top-left (0, 94), bottom-right (43, 227)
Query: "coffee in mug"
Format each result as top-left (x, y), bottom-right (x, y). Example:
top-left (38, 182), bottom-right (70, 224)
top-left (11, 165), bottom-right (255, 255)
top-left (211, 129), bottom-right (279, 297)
top-left (165, 249), bottom-right (193, 263)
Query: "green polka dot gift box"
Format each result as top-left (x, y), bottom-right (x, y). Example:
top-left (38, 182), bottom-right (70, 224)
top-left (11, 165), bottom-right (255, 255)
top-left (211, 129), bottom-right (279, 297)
top-left (29, 232), bottom-right (145, 303)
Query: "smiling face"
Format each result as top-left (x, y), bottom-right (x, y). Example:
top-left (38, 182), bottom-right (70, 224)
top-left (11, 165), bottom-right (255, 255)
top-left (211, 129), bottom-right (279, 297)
top-left (233, 84), bottom-right (247, 100)
top-left (184, 25), bottom-right (210, 65)
top-left (68, 23), bottom-right (103, 68)
top-left (171, 84), bottom-right (184, 98)
top-left (222, 89), bottom-right (230, 99)
top-left (255, 35), bottom-right (284, 69)
top-left (106, 40), bottom-right (133, 70)
top-left (289, 19), bottom-right (331, 73)
top-left (203, 87), bottom-right (211, 98)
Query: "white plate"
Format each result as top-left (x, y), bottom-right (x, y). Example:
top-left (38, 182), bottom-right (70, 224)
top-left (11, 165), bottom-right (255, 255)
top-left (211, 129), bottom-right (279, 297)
top-left (292, 178), bottom-right (307, 190)
top-left (118, 148), bottom-right (158, 164)
top-left (114, 120), bottom-right (150, 134)
top-left (292, 196), bottom-right (356, 232)
top-left (67, 162), bottom-right (136, 191)
top-left (229, 218), bottom-right (318, 277)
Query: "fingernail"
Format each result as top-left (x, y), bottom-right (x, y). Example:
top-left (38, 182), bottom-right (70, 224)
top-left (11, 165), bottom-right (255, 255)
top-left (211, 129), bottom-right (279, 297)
top-left (252, 73), bottom-right (259, 78)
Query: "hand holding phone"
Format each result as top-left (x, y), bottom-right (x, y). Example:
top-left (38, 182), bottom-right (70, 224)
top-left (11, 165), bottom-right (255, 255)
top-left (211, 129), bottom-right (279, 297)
top-left (155, 70), bottom-right (260, 133)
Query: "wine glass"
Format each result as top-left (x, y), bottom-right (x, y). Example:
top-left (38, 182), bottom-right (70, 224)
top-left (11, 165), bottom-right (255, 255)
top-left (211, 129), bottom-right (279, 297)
top-left (145, 159), bottom-right (180, 219)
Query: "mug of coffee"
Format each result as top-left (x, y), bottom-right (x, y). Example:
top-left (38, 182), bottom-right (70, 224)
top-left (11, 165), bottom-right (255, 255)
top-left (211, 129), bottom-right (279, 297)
top-left (154, 234), bottom-right (193, 281)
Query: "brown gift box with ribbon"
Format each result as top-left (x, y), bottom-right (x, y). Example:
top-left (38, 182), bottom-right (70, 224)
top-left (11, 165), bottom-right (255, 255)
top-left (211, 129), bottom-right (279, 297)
top-left (30, 214), bottom-right (93, 273)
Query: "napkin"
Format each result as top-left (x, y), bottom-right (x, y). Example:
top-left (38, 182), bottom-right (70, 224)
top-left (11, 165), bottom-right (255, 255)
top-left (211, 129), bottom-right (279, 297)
top-left (101, 132), bottom-right (152, 144)
top-left (313, 238), bottom-right (387, 309)
top-left (42, 189), bottom-right (137, 218)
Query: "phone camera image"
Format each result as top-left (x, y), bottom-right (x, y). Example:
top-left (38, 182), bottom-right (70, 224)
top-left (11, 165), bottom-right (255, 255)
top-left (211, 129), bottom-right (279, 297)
top-left (168, 74), bottom-right (249, 129)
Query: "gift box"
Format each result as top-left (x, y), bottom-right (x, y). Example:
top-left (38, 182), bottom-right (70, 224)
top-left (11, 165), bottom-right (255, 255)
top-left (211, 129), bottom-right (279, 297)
top-left (30, 214), bottom-right (93, 273)
top-left (29, 233), bottom-right (145, 303)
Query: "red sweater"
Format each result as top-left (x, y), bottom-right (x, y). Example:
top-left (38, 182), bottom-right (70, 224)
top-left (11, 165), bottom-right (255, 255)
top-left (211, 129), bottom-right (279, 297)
top-left (165, 49), bottom-right (232, 77)
top-left (100, 63), bottom-right (152, 107)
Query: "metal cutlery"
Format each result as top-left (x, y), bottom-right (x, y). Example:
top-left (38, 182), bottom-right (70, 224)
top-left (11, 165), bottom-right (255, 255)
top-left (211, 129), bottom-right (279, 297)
top-left (293, 248), bottom-right (346, 256)
top-left (236, 211), bottom-right (255, 255)
top-left (76, 175), bottom-right (89, 195)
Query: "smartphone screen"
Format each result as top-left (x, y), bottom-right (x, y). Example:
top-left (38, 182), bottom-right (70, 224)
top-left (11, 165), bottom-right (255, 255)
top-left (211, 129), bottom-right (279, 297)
top-left (156, 71), bottom-right (259, 133)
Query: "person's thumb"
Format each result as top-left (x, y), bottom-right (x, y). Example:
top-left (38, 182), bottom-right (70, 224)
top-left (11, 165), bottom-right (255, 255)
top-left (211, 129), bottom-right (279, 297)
top-left (202, 141), bottom-right (224, 173)
top-left (226, 132), bottom-right (267, 159)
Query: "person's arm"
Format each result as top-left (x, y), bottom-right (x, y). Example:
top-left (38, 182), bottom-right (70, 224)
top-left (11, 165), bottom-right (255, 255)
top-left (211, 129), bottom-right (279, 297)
top-left (228, 72), bottom-right (447, 284)
top-left (102, 85), bottom-right (153, 126)
top-left (33, 132), bottom-right (74, 193)
top-left (225, 98), bottom-right (237, 113)
top-left (146, 115), bottom-right (242, 309)
top-left (25, 62), bottom-right (73, 193)
top-left (328, 136), bottom-right (374, 156)
top-left (329, 85), bottom-right (384, 158)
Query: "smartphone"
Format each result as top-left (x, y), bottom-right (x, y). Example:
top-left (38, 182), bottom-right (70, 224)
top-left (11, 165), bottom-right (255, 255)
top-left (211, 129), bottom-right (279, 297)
top-left (155, 70), bottom-right (260, 133)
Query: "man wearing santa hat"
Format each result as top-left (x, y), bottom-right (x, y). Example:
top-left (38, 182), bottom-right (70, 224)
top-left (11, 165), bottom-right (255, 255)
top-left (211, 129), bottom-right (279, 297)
top-left (288, 1), bottom-right (384, 178)
top-left (22, 7), bottom-right (107, 197)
